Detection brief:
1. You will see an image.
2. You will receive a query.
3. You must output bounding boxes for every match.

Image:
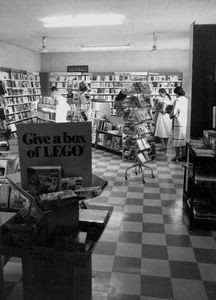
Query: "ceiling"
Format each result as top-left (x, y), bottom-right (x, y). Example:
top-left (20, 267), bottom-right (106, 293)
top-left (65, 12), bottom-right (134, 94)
top-left (0, 0), bottom-right (216, 53)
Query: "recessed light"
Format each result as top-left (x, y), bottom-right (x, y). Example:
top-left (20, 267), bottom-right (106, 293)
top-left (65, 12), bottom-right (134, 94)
top-left (41, 14), bottom-right (125, 28)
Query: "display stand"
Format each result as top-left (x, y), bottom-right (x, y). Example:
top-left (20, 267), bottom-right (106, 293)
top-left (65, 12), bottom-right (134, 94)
top-left (125, 134), bottom-right (155, 184)
top-left (117, 83), bottom-right (155, 183)
top-left (0, 122), bottom-right (112, 299)
top-left (0, 202), bottom-right (112, 300)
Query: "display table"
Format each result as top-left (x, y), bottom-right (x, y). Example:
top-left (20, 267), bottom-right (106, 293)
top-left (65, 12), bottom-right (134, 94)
top-left (0, 203), bottom-right (113, 300)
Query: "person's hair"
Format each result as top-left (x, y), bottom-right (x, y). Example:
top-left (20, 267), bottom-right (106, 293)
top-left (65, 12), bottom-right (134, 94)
top-left (50, 86), bottom-right (58, 92)
top-left (174, 86), bottom-right (186, 96)
top-left (158, 88), bottom-right (171, 100)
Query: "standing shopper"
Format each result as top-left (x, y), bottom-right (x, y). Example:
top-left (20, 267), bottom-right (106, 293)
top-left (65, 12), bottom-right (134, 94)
top-left (50, 86), bottom-right (70, 122)
top-left (171, 86), bottom-right (188, 162)
top-left (154, 88), bottom-right (173, 151)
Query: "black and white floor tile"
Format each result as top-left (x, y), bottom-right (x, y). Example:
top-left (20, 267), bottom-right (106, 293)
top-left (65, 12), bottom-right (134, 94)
top-left (1, 144), bottom-right (216, 300)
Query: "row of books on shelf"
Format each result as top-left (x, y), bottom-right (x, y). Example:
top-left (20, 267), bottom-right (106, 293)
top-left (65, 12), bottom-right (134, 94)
top-left (51, 81), bottom-right (67, 88)
top-left (5, 97), bottom-right (29, 106)
top-left (97, 120), bottom-right (115, 132)
top-left (6, 110), bottom-right (36, 123)
top-left (5, 102), bottom-right (37, 114)
top-left (37, 109), bottom-right (56, 121)
top-left (5, 87), bottom-right (41, 96)
top-left (91, 88), bottom-right (114, 94)
top-left (4, 80), bottom-right (41, 89)
top-left (91, 82), bottom-right (114, 88)
top-left (10, 73), bottom-right (29, 81)
top-left (49, 72), bottom-right (182, 83)
top-left (40, 96), bottom-right (56, 105)
top-left (148, 74), bottom-right (182, 82)
top-left (91, 95), bottom-right (114, 101)
top-left (152, 81), bottom-right (181, 88)
top-left (97, 134), bottom-right (122, 151)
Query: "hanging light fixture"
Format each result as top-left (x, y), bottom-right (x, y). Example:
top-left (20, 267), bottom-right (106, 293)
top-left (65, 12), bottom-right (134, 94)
top-left (152, 33), bottom-right (158, 53)
top-left (41, 36), bottom-right (48, 53)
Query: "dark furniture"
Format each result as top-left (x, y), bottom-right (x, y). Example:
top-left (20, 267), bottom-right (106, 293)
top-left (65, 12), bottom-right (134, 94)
top-left (183, 139), bottom-right (216, 229)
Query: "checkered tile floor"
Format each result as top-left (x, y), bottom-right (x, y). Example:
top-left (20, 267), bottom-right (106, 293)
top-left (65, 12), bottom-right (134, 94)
top-left (1, 144), bottom-right (216, 300)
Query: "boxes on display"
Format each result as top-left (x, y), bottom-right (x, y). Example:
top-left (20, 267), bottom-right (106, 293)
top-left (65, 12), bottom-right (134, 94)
top-left (4, 122), bottom-right (108, 251)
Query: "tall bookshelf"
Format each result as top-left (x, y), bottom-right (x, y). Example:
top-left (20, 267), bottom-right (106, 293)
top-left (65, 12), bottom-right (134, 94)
top-left (41, 71), bottom-right (182, 116)
top-left (0, 68), bottom-right (42, 136)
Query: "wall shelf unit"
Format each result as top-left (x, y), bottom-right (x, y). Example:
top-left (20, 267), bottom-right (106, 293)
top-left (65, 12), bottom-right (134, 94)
top-left (40, 71), bottom-right (182, 116)
top-left (0, 68), bottom-right (42, 136)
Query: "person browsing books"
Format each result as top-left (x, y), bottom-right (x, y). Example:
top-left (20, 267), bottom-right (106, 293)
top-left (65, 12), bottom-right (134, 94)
top-left (50, 86), bottom-right (70, 122)
top-left (170, 86), bottom-right (188, 162)
top-left (154, 88), bottom-right (173, 151)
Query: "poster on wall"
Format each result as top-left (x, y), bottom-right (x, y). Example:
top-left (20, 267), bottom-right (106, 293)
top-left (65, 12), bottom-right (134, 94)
top-left (17, 122), bottom-right (92, 190)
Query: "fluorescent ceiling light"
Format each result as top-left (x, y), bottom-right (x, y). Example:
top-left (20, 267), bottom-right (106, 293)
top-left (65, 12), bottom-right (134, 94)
top-left (81, 44), bottom-right (130, 51)
top-left (41, 14), bottom-right (125, 28)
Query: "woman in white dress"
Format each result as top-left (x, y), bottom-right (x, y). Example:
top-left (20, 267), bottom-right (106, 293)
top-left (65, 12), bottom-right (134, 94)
top-left (154, 88), bottom-right (173, 151)
top-left (50, 86), bottom-right (70, 122)
top-left (171, 86), bottom-right (188, 162)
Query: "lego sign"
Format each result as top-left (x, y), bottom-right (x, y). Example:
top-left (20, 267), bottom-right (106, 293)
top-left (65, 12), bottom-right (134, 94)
top-left (17, 122), bottom-right (92, 188)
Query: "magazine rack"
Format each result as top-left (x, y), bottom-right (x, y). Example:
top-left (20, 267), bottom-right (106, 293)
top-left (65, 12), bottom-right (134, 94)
top-left (125, 136), bottom-right (155, 183)
top-left (122, 104), bottom-right (155, 183)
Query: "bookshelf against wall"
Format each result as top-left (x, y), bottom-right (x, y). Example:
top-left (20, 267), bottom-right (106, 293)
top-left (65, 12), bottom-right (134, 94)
top-left (0, 67), bottom-right (42, 136)
top-left (41, 71), bottom-right (182, 116)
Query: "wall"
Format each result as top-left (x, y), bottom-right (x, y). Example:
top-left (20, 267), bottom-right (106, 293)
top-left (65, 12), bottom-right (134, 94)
top-left (0, 41), bottom-right (41, 72)
top-left (41, 50), bottom-right (190, 91)
top-left (41, 49), bottom-right (191, 138)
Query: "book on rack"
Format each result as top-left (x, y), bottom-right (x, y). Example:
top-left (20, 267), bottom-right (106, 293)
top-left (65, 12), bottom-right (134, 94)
top-left (111, 136), bottom-right (122, 150)
top-left (136, 123), bottom-right (151, 136)
top-left (0, 183), bottom-right (10, 208)
top-left (0, 140), bottom-right (9, 151)
top-left (136, 139), bottom-right (145, 151)
top-left (134, 108), bottom-right (151, 123)
top-left (136, 137), bottom-right (151, 151)
top-left (143, 151), bottom-right (151, 161)
top-left (136, 152), bottom-right (147, 164)
top-left (97, 133), bottom-right (105, 145)
top-left (27, 165), bottom-right (61, 195)
top-left (0, 159), bottom-right (8, 178)
top-left (142, 137), bottom-right (151, 149)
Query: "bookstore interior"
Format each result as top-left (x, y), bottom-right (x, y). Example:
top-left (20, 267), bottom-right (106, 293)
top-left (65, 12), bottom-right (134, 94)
top-left (1, 3), bottom-right (216, 300)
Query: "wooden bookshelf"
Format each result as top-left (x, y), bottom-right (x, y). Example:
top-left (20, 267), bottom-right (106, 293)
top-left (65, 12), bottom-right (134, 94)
top-left (0, 68), bottom-right (42, 137)
top-left (41, 71), bottom-right (182, 117)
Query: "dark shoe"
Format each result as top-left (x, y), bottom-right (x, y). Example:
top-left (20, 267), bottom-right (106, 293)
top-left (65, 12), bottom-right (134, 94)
top-left (178, 157), bottom-right (186, 162)
top-left (171, 157), bottom-right (179, 163)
